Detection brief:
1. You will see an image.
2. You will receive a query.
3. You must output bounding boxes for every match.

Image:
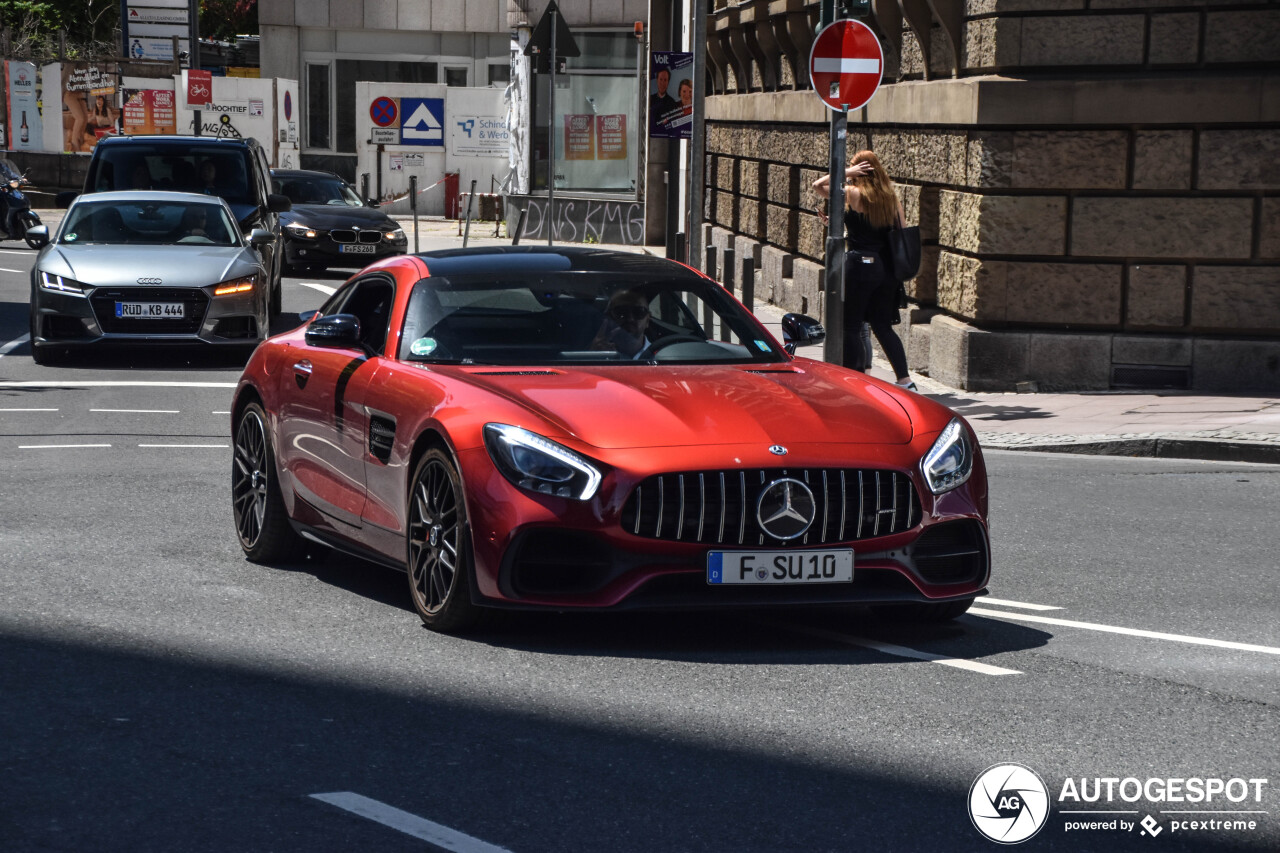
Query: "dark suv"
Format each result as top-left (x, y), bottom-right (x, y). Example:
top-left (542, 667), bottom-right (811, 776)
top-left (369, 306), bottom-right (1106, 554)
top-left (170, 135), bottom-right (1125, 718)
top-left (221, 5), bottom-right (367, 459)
top-left (70, 136), bottom-right (292, 315)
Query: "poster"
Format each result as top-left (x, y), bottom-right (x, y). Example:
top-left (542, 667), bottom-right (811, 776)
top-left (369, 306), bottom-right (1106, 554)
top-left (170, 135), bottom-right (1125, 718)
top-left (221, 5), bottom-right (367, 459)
top-left (597, 114), bottom-right (626, 160)
top-left (122, 87), bottom-right (176, 136)
top-left (5, 61), bottom-right (41, 151)
top-left (61, 62), bottom-right (118, 153)
top-left (649, 51), bottom-right (693, 140)
top-left (564, 114), bottom-right (594, 160)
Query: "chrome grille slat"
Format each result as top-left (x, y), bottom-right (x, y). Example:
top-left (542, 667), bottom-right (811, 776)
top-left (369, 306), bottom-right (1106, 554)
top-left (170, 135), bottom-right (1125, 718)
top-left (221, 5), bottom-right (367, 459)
top-left (620, 467), bottom-right (920, 547)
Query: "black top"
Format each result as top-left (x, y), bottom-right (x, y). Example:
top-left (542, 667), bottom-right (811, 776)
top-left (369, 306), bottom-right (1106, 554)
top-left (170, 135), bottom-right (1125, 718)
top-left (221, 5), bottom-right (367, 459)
top-left (843, 207), bottom-right (891, 254)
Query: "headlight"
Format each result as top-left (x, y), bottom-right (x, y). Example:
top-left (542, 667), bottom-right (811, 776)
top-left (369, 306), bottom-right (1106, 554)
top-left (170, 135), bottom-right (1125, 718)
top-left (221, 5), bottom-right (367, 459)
top-left (483, 423), bottom-right (602, 500)
top-left (285, 223), bottom-right (318, 239)
top-left (213, 275), bottom-right (257, 296)
top-left (40, 271), bottom-right (87, 295)
top-left (384, 228), bottom-right (406, 242)
top-left (921, 418), bottom-right (973, 494)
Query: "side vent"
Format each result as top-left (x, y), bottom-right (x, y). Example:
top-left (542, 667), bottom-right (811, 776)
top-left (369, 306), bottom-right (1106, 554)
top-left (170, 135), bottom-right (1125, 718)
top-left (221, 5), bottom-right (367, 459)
top-left (368, 415), bottom-right (396, 463)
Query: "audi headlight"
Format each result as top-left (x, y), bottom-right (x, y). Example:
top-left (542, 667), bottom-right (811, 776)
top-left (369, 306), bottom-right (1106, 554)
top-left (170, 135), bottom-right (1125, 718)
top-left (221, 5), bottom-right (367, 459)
top-left (40, 271), bottom-right (87, 295)
top-left (921, 418), bottom-right (973, 494)
top-left (213, 274), bottom-right (257, 296)
top-left (285, 223), bottom-right (317, 239)
top-left (384, 228), bottom-right (406, 242)
top-left (483, 423), bottom-right (602, 500)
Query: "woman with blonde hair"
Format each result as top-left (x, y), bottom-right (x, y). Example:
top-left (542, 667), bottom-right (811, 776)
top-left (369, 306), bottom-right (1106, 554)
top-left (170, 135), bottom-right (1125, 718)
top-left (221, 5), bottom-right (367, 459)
top-left (812, 150), bottom-right (916, 390)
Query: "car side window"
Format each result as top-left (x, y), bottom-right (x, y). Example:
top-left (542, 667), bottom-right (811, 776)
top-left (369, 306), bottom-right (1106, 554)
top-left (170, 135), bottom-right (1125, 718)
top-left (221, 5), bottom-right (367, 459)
top-left (328, 276), bottom-right (395, 355)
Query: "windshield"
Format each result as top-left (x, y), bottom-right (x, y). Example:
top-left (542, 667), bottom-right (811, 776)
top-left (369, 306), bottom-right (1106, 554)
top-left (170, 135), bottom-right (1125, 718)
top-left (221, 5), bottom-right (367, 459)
top-left (274, 175), bottom-right (363, 207)
top-left (60, 199), bottom-right (240, 246)
top-left (91, 145), bottom-right (255, 205)
top-left (0, 159), bottom-right (20, 180)
top-left (396, 273), bottom-right (786, 366)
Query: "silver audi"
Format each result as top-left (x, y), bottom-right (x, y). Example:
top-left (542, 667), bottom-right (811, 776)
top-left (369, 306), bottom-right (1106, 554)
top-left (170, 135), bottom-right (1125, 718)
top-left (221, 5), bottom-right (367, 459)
top-left (29, 190), bottom-right (273, 364)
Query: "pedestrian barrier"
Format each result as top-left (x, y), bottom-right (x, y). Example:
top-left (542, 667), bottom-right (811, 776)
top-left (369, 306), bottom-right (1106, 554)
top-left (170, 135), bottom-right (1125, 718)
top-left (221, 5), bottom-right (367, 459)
top-left (457, 192), bottom-right (505, 237)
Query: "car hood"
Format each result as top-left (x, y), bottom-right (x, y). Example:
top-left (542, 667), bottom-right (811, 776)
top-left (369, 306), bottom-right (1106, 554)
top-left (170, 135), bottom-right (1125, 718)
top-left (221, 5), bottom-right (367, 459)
top-left (449, 362), bottom-right (914, 449)
top-left (284, 205), bottom-right (394, 229)
top-left (41, 245), bottom-right (260, 287)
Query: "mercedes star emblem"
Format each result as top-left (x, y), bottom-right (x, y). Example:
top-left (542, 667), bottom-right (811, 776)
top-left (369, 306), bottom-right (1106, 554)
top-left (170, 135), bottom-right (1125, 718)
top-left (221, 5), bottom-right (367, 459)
top-left (769, 445), bottom-right (788, 456)
top-left (756, 478), bottom-right (816, 540)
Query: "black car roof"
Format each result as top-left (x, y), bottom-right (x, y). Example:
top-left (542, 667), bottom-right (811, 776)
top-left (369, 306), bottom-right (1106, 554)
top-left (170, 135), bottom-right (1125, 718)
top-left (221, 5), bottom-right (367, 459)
top-left (414, 247), bottom-right (707, 280)
top-left (97, 135), bottom-right (261, 149)
top-left (271, 169), bottom-right (343, 180)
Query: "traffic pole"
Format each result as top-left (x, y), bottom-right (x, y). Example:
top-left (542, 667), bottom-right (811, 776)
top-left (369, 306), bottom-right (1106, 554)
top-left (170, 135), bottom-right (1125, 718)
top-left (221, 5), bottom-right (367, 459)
top-left (823, 107), bottom-right (846, 366)
top-left (409, 174), bottom-right (419, 253)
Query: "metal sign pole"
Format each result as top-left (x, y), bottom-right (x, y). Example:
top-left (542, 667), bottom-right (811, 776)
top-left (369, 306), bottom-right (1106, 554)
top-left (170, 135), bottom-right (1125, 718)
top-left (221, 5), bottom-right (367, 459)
top-left (547, 9), bottom-right (557, 246)
top-left (823, 108), bottom-right (847, 366)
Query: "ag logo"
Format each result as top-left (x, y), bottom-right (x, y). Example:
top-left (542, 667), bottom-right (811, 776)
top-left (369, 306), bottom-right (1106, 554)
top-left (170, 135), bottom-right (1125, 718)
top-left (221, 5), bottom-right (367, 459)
top-left (969, 763), bottom-right (1049, 844)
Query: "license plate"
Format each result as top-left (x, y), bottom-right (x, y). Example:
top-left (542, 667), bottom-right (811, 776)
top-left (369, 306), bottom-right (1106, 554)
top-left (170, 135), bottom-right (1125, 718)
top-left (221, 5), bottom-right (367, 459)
top-left (707, 549), bottom-right (854, 585)
top-left (339, 244), bottom-right (376, 254)
top-left (116, 302), bottom-right (184, 319)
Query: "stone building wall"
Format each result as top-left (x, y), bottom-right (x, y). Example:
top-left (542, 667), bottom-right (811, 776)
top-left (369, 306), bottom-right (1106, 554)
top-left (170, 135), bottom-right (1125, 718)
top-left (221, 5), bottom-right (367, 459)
top-left (703, 0), bottom-right (1280, 391)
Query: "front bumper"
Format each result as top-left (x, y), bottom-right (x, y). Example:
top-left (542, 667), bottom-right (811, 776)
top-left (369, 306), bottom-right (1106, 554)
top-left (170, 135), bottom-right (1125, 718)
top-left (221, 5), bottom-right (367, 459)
top-left (31, 284), bottom-right (264, 346)
top-left (456, 445), bottom-right (991, 612)
top-left (283, 233), bottom-right (406, 268)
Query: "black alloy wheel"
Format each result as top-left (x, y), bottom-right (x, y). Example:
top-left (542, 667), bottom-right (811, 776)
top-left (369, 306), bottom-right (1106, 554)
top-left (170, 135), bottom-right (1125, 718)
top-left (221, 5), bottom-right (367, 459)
top-left (232, 402), bottom-right (302, 562)
top-left (407, 448), bottom-right (479, 632)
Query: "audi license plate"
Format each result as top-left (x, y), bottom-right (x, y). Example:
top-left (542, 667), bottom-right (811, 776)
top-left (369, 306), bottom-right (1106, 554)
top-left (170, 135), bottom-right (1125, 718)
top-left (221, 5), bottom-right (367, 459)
top-left (340, 244), bottom-right (376, 254)
top-left (707, 549), bottom-right (853, 585)
top-left (116, 302), bottom-right (184, 319)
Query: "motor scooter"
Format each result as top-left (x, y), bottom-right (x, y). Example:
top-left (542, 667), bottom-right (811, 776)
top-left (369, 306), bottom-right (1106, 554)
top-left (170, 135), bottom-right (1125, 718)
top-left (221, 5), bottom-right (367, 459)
top-left (0, 158), bottom-right (48, 249)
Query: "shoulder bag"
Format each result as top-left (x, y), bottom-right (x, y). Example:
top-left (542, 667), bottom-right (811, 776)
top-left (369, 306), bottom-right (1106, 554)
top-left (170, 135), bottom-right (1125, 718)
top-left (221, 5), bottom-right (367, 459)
top-left (886, 213), bottom-right (922, 282)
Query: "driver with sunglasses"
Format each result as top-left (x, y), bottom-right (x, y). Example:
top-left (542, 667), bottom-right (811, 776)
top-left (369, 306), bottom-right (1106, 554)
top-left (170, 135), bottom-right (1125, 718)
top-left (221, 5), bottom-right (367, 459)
top-left (591, 289), bottom-right (653, 358)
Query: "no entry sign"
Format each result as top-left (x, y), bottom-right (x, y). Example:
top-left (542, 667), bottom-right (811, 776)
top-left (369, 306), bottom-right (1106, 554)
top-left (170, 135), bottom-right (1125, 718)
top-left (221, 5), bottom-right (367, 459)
top-left (808, 19), bottom-right (884, 112)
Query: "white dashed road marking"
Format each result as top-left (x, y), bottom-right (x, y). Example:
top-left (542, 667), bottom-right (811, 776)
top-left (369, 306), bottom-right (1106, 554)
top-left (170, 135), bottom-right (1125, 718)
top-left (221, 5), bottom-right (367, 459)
top-left (311, 792), bottom-right (514, 853)
top-left (0, 381), bottom-right (236, 388)
top-left (1, 408), bottom-right (58, 412)
top-left (138, 444), bottom-right (228, 448)
top-left (298, 282), bottom-right (337, 295)
top-left (0, 266), bottom-right (23, 273)
top-left (980, 597), bottom-right (1063, 611)
top-left (91, 408), bottom-right (180, 414)
top-left (768, 621), bottom-right (1021, 676)
top-left (20, 443), bottom-right (111, 449)
top-left (969, 608), bottom-right (1280, 656)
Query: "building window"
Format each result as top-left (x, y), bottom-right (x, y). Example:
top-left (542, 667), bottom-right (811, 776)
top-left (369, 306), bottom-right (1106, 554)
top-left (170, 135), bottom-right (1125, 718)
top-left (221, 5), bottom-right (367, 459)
top-left (488, 63), bottom-right (510, 86)
top-left (307, 63), bottom-right (331, 150)
top-left (335, 59), bottom-right (437, 153)
top-left (445, 67), bottom-right (468, 87)
top-left (529, 31), bottom-right (639, 194)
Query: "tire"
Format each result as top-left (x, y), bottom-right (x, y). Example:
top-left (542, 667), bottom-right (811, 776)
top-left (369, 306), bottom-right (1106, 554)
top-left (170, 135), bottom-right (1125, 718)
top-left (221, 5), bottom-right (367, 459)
top-left (870, 598), bottom-right (974, 623)
top-left (406, 448), bottom-right (480, 633)
top-left (232, 402), bottom-right (303, 562)
top-left (29, 311), bottom-right (55, 365)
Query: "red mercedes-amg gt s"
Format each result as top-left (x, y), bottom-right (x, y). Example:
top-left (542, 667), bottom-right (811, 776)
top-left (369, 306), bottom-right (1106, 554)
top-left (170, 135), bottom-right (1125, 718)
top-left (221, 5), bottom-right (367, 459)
top-left (231, 247), bottom-right (989, 632)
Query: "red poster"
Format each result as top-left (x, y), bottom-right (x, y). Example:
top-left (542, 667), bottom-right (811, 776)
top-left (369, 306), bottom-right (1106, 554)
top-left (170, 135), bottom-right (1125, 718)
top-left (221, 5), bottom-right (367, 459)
top-left (596, 114), bottom-right (626, 160)
top-left (187, 69), bottom-right (212, 106)
top-left (563, 114), bottom-right (594, 160)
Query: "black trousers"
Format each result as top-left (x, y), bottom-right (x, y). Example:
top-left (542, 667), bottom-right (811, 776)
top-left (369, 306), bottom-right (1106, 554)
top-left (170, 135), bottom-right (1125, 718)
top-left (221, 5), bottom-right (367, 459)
top-left (842, 250), bottom-right (909, 379)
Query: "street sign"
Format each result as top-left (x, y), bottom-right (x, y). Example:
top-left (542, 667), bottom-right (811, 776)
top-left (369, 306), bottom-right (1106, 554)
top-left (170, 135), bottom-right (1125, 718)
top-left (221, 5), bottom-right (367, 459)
top-left (370, 96), bottom-right (397, 128)
top-left (523, 0), bottom-right (580, 59)
top-left (371, 127), bottom-right (399, 145)
top-left (808, 19), bottom-right (883, 112)
top-left (399, 97), bottom-right (444, 146)
top-left (187, 69), bottom-right (212, 107)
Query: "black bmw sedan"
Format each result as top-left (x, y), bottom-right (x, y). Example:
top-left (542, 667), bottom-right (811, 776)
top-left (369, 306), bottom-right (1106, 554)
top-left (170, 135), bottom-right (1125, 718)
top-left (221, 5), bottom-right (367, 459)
top-left (271, 169), bottom-right (407, 273)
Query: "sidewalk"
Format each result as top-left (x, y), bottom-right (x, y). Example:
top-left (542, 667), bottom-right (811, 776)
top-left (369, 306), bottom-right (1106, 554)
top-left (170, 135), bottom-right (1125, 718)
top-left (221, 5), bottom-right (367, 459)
top-left (394, 215), bottom-right (1280, 465)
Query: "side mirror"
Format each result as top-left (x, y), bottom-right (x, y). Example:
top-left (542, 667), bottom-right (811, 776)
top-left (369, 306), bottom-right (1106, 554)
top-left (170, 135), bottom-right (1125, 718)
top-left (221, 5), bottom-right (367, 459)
top-left (366, 198), bottom-right (379, 208)
top-left (25, 224), bottom-right (50, 247)
top-left (305, 313), bottom-right (362, 349)
top-left (266, 193), bottom-right (292, 213)
top-left (248, 228), bottom-right (273, 247)
top-left (55, 191), bottom-right (79, 209)
top-left (781, 313), bottom-right (826, 355)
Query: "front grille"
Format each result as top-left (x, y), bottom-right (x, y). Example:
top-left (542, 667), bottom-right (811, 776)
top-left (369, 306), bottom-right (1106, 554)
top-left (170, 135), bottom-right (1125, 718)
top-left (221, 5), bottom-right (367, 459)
top-left (89, 287), bottom-right (208, 335)
top-left (329, 229), bottom-right (384, 244)
top-left (620, 468), bottom-right (920, 547)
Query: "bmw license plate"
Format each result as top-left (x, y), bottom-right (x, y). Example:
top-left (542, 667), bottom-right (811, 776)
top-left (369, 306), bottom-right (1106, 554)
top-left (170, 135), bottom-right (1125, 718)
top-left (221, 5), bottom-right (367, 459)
top-left (707, 549), bottom-right (854, 585)
top-left (339, 244), bottom-right (376, 254)
top-left (116, 302), bottom-right (184, 319)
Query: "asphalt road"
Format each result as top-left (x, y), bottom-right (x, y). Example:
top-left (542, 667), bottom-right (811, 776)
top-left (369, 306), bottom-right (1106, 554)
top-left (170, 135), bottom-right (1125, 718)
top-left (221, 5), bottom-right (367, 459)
top-left (1, 243), bottom-right (1277, 852)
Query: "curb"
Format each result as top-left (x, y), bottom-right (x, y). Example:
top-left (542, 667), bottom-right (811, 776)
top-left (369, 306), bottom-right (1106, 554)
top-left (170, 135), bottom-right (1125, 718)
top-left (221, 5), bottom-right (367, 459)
top-left (980, 436), bottom-right (1280, 465)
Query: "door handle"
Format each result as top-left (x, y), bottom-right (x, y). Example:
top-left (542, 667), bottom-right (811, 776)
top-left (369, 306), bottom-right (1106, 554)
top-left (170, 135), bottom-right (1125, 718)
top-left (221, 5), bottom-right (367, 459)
top-left (292, 359), bottom-right (312, 389)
